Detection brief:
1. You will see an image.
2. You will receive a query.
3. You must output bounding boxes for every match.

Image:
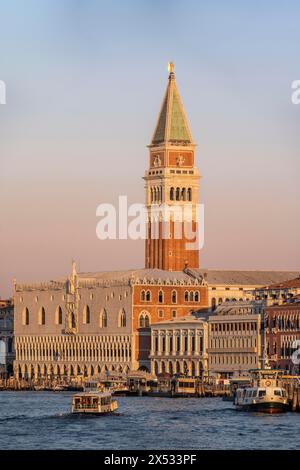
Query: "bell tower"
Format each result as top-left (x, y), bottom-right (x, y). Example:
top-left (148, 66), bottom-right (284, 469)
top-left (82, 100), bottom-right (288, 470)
top-left (144, 63), bottom-right (200, 271)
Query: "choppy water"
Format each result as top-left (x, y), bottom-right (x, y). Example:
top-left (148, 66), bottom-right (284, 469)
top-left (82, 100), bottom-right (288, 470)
top-left (0, 392), bottom-right (299, 449)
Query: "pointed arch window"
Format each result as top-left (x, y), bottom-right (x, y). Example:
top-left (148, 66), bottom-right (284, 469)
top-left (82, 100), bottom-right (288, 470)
top-left (99, 309), bottom-right (108, 328)
top-left (38, 307), bottom-right (46, 325)
top-left (141, 290), bottom-right (146, 301)
top-left (139, 312), bottom-right (151, 328)
top-left (171, 290), bottom-right (177, 304)
top-left (194, 291), bottom-right (200, 302)
top-left (189, 291), bottom-right (194, 302)
top-left (146, 290), bottom-right (151, 302)
top-left (144, 314), bottom-right (150, 327)
top-left (184, 291), bottom-right (189, 302)
top-left (158, 290), bottom-right (164, 304)
top-left (55, 306), bottom-right (63, 325)
top-left (119, 309), bottom-right (126, 328)
top-left (83, 305), bottom-right (90, 324)
top-left (22, 307), bottom-right (30, 326)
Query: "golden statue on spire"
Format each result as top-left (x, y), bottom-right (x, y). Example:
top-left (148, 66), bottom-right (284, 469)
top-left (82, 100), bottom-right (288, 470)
top-left (168, 61), bottom-right (174, 74)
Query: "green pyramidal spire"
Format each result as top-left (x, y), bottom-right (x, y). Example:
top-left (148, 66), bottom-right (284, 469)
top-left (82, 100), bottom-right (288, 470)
top-left (151, 63), bottom-right (194, 146)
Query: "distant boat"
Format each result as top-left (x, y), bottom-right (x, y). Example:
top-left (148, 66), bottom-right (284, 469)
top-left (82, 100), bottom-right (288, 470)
top-left (53, 384), bottom-right (67, 392)
top-left (71, 378), bottom-right (118, 415)
top-left (72, 391), bottom-right (118, 415)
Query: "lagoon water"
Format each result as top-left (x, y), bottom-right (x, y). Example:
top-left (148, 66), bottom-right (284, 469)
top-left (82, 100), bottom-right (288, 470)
top-left (0, 392), bottom-right (299, 450)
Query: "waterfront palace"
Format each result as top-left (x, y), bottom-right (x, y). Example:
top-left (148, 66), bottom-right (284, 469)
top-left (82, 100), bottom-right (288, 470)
top-left (13, 65), bottom-right (299, 380)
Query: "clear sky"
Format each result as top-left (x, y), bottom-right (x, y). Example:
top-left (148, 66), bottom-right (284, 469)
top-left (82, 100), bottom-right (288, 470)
top-left (0, 0), bottom-right (300, 298)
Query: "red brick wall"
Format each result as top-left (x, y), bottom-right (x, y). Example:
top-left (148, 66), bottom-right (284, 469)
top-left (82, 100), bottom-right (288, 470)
top-left (145, 220), bottom-right (200, 271)
top-left (133, 284), bottom-right (208, 363)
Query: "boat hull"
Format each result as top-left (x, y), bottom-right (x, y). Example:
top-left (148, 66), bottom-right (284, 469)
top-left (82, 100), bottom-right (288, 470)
top-left (236, 402), bottom-right (289, 413)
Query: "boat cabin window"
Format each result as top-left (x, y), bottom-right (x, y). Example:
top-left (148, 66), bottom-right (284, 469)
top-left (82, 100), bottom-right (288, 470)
top-left (100, 396), bottom-right (111, 406)
top-left (258, 390), bottom-right (266, 397)
top-left (274, 389), bottom-right (282, 396)
top-left (178, 381), bottom-right (195, 389)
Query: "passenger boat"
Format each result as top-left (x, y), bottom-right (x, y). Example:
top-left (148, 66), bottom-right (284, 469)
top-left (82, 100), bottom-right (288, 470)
top-left (148, 375), bottom-right (198, 397)
top-left (173, 377), bottom-right (197, 397)
top-left (71, 378), bottom-right (118, 415)
top-left (234, 370), bottom-right (289, 413)
top-left (72, 391), bottom-right (118, 415)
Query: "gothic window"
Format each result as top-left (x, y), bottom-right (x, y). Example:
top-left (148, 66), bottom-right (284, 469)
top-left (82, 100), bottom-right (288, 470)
top-left (119, 309), bottom-right (126, 328)
top-left (139, 314), bottom-right (145, 328)
top-left (189, 291), bottom-right (194, 302)
top-left (171, 290), bottom-right (177, 304)
top-left (55, 306), bottom-right (63, 325)
top-left (83, 305), bottom-right (90, 324)
top-left (141, 290), bottom-right (146, 301)
top-left (22, 307), bottom-right (30, 326)
top-left (38, 307), bottom-right (46, 325)
top-left (187, 188), bottom-right (192, 201)
top-left (194, 291), bottom-right (200, 302)
top-left (158, 290), bottom-right (164, 304)
top-left (176, 187), bottom-right (180, 201)
top-left (99, 309), bottom-right (108, 328)
top-left (184, 291), bottom-right (189, 302)
top-left (139, 312), bottom-right (150, 328)
top-left (170, 187), bottom-right (174, 201)
top-left (146, 290), bottom-right (151, 302)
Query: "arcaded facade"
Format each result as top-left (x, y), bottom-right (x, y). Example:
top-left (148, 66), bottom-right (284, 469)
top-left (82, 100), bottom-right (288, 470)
top-left (150, 315), bottom-right (208, 377)
top-left (14, 266), bottom-right (208, 379)
top-left (208, 303), bottom-right (262, 377)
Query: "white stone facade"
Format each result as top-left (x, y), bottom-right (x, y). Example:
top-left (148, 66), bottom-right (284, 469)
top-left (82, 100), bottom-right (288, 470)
top-left (150, 315), bottom-right (208, 377)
